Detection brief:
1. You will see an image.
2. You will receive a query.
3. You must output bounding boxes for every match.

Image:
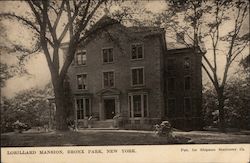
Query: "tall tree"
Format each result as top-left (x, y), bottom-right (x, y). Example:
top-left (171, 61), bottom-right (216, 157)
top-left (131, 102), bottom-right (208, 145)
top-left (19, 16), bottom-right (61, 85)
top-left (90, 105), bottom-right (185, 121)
top-left (160, 0), bottom-right (249, 130)
top-left (0, 0), bottom-right (120, 130)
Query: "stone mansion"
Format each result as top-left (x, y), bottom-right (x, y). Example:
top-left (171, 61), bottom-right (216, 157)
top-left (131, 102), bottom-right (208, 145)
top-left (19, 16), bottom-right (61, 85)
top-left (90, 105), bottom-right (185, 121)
top-left (64, 16), bottom-right (203, 130)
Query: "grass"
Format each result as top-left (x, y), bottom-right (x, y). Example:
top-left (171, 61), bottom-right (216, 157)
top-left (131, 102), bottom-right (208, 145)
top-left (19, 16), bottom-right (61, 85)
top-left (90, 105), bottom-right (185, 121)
top-left (2, 129), bottom-right (249, 147)
top-left (1, 130), bottom-right (190, 147)
top-left (175, 130), bottom-right (250, 144)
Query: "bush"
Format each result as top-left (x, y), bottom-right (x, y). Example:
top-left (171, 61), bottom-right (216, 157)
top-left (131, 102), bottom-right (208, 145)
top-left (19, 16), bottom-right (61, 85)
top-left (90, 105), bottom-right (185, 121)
top-left (155, 121), bottom-right (173, 138)
top-left (12, 120), bottom-right (31, 133)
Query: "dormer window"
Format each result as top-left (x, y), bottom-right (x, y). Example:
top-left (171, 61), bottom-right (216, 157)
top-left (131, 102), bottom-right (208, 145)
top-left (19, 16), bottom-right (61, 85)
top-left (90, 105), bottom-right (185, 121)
top-left (131, 43), bottom-right (143, 60)
top-left (75, 50), bottom-right (86, 65)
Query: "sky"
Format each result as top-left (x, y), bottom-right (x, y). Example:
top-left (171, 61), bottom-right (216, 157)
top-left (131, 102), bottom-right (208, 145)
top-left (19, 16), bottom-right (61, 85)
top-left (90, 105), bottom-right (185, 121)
top-left (0, 0), bottom-right (249, 98)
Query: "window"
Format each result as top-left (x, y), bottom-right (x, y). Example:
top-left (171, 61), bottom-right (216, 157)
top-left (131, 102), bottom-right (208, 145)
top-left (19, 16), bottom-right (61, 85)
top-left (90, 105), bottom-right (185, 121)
top-left (167, 77), bottom-right (175, 91)
top-left (103, 48), bottom-right (114, 63)
top-left (75, 51), bottom-right (86, 65)
top-left (76, 98), bottom-right (90, 119)
top-left (184, 57), bottom-right (191, 69)
top-left (184, 76), bottom-right (191, 90)
top-left (131, 68), bottom-right (144, 86)
top-left (103, 71), bottom-right (114, 88)
top-left (143, 94), bottom-right (148, 117)
top-left (77, 74), bottom-right (87, 90)
top-left (167, 58), bottom-right (176, 71)
top-left (184, 97), bottom-right (191, 113)
top-left (128, 93), bottom-right (148, 118)
top-left (167, 98), bottom-right (176, 117)
top-left (131, 44), bottom-right (143, 60)
top-left (133, 95), bottom-right (141, 117)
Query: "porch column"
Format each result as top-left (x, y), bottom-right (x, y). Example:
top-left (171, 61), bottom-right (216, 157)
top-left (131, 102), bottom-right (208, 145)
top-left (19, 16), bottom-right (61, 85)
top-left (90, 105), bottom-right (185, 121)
top-left (74, 98), bottom-right (78, 129)
top-left (99, 97), bottom-right (104, 120)
top-left (116, 97), bottom-right (120, 114)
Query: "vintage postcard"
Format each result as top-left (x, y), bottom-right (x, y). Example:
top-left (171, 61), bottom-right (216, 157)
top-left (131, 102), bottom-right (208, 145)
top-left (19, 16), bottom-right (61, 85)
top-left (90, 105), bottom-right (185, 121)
top-left (1, 0), bottom-right (249, 163)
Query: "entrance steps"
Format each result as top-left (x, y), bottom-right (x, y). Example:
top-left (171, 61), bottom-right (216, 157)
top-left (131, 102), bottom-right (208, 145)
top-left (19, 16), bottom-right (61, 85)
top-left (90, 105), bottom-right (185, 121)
top-left (85, 128), bottom-right (119, 130)
top-left (91, 120), bottom-right (115, 128)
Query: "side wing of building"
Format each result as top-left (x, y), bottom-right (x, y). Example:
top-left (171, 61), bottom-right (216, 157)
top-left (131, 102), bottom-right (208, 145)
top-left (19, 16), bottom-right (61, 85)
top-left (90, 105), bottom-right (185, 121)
top-left (165, 47), bottom-right (203, 130)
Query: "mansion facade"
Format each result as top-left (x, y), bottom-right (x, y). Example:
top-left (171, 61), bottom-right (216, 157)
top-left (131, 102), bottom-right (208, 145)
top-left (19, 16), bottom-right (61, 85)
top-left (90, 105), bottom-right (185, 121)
top-left (65, 16), bottom-right (203, 130)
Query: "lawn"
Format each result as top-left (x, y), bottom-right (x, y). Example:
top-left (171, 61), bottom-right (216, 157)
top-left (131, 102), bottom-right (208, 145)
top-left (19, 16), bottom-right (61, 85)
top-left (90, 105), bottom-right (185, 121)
top-left (1, 129), bottom-right (250, 147)
top-left (175, 130), bottom-right (250, 144)
top-left (1, 130), bottom-right (189, 147)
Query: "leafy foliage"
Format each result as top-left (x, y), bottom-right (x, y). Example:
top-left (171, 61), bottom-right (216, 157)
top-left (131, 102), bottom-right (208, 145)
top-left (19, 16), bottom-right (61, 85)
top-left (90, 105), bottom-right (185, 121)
top-left (203, 77), bottom-right (250, 129)
top-left (1, 84), bottom-right (53, 133)
top-left (155, 121), bottom-right (173, 137)
top-left (158, 0), bottom-right (249, 130)
top-left (0, 0), bottom-right (121, 130)
top-left (12, 120), bottom-right (31, 133)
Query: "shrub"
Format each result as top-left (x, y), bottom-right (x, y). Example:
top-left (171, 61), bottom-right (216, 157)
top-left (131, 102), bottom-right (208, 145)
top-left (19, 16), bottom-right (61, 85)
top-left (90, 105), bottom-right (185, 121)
top-left (155, 121), bottom-right (173, 138)
top-left (12, 120), bottom-right (31, 133)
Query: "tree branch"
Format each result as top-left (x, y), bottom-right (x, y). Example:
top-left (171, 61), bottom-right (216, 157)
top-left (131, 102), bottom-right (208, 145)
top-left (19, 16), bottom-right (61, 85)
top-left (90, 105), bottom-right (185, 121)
top-left (74, 0), bottom-right (104, 39)
top-left (230, 42), bottom-right (249, 64)
top-left (0, 13), bottom-right (54, 47)
top-left (202, 63), bottom-right (218, 90)
top-left (43, 8), bottom-right (58, 44)
top-left (0, 13), bottom-right (40, 34)
top-left (60, 1), bottom-right (106, 80)
top-left (52, 0), bottom-right (66, 32)
top-left (58, 0), bottom-right (85, 43)
top-left (27, 0), bottom-right (42, 26)
top-left (65, 0), bottom-right (73, 39)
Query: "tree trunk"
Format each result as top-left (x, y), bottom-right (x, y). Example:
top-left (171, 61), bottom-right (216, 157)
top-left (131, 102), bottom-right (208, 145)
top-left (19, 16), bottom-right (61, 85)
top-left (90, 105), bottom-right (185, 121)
top-left (218, 93), bottom-right (226, 132)
top-left (53, 80), bottom-right (69, 131)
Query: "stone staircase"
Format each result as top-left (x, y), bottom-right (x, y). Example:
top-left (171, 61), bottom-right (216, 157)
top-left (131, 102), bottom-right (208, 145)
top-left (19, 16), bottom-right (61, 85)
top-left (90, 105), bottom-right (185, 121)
top-left (90, 120), bottom-right (115, 129)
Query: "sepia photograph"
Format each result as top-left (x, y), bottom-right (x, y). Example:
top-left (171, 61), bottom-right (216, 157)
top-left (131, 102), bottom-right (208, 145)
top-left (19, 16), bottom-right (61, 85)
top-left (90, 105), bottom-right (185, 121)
top-left (0, 0), bottom-right (249, 162)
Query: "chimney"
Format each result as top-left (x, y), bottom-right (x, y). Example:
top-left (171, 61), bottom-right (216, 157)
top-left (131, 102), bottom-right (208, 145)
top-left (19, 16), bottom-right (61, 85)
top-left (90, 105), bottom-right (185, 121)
top-left (176, 32), bottom-right (185, 44)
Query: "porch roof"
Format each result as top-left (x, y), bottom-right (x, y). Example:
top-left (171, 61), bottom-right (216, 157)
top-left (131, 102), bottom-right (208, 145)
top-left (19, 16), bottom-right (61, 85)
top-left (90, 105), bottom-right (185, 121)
top-left (96, 88), bottom-right (121, 96)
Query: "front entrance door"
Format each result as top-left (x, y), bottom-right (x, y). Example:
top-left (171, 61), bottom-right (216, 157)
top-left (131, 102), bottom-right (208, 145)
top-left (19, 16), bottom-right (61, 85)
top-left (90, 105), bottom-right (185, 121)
top-left (104, 99), bottom-right (115, 119)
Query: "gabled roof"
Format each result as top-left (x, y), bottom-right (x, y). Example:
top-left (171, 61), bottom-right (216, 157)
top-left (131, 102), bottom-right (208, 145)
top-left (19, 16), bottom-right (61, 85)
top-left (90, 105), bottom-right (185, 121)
top-left (81, 16), bottom-right (165, 44)
top-left (167, 41), bottom-right (206, 54)
top-left (167, 42), bottom-right (191, 50)
top-left (88, 15), bottom-right (122, 33)
top-left (127, 26), bottom-right (165, 35)
top-left (63, 15), bottom-right (203, 52)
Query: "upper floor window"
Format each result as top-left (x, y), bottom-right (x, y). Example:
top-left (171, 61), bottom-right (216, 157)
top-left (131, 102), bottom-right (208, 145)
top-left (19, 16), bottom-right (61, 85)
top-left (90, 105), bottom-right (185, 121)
top-left (184, 57), bottom-right (191, 69)
top-left (131, 67), bottom-right (144, 86)
top-left (103, 48), bottom-right (114, 63)
top-left (76, 51), bottom-right (86, 65)
top-left (103, 71), bottom-right (114, 88)
top-left (167, 77), bottom-right (175, 91)
top-left (77, 74), bottom-right (87, 90)
top-left (131, 43), bottom-right (143, 60)
top-left (184, 76), bottom-right (191, 90)
top-left (167, 58), bottom-right (176, 71)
